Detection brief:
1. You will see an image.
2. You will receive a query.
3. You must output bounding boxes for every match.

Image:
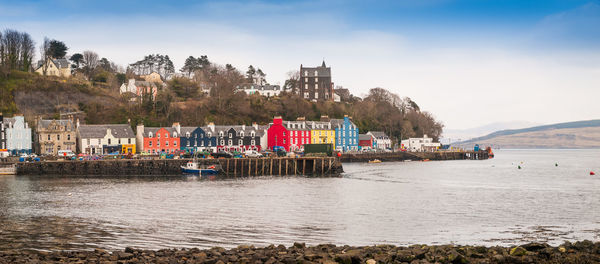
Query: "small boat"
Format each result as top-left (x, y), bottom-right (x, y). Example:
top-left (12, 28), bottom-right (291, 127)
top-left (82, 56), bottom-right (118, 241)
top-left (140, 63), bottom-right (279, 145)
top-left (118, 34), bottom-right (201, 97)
top-left (368, 159), bottom-right (382, 164)
top-left (181, 161), bottom-right (219, 175)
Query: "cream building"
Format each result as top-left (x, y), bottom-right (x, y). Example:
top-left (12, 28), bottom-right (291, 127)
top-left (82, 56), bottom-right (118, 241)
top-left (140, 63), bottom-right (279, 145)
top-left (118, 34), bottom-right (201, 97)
top-left (35, 58), bottom-right (71, 78)
top-left (35, 118), bottom-right (76, 155)
top-left (141, 72), bottom-right (163, 84)
top-left (77, 124), bottom-right (136, 154)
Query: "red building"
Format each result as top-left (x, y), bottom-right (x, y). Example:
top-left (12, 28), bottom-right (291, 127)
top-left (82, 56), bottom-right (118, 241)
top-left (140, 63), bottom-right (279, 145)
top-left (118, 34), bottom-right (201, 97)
top-left (267, 117), bottom-right (312, 152)
top-left (267, 117), bottom-right (290, 151)
top-left (136, 125), bottom-right (180, 154)
top-left (358, 134), bottom-right (374, 149)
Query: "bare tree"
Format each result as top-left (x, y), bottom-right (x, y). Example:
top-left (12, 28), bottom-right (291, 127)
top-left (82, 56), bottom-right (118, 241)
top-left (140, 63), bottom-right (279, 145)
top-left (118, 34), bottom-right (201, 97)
top-left (20, 33), bottom-right (35, 72)
top-left (39, 37), bottom-right (51, 75)
top-left (82, 50), bottom-right (99, 79)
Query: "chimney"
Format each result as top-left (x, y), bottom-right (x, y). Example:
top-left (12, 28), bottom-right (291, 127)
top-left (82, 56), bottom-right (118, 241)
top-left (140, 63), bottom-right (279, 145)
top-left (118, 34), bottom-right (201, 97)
top-left (172, 122), bottom-right (181, 134)
top-left (208, 122), bottom-right (215, 130)
top-left (242, 124), bottom-right (246, 130)
top-left (296, 116), bottom-right (305, 121)
top-left (320, 115), bottom-right (330, 122)
top-left (273, 116), bottom-right (283, 125)
top-left (127, 118), bottom-right (131, 124)
top-left (76, 118), bottom-right (80, 128)
top-left (252, 122), bottom-right (258, 129)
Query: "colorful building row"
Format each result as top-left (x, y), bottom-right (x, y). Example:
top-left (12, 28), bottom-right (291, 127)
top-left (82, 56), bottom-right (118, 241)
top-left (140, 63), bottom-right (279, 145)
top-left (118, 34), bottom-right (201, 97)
top-left (267, 115), bottom-right (362, 152)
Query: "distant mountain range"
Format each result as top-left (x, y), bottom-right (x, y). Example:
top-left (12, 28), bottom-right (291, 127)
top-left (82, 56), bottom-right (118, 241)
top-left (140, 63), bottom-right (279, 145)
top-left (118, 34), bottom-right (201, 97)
top-left (452, 120), bottom-right (600, 149)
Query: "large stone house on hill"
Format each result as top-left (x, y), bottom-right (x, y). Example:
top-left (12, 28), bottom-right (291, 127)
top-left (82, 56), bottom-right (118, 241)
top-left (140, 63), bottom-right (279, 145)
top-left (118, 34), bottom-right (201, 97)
top-left (35, 58), bottom-right (71, 78)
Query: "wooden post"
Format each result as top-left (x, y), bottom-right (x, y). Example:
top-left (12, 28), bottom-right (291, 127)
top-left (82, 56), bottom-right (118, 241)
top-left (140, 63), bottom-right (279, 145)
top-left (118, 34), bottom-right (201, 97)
top-left (278, 158), bottom-right (282, 175)
top-left (227, 159), bottom-right (230, 175)
top-left (249, 159), bottom-right (252, 176)
top-left (294, 159), bottom-right (297, 176)
top-left (262, 159), bottom-right (265, 175)
top-left (270, 158), bottom-right (273, 175)
top-left (312, 158), bottom-right (316, 174)
top-left (321, 158), bottom-right (324, 175)
top-left (255, 159), bottom-right (258, 176)
top-left (303, 159), bottom-right (306, 175)
top-left (234, 159), bottom-right (237, 177)
top-left (286, 159), bottom-right (289, 175)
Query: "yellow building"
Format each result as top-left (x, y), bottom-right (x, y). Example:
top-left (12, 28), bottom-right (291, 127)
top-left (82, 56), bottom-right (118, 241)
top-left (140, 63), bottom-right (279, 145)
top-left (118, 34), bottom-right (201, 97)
top-left (309, 121), bottom-right (336, 149)
top-left (35, 58), bottom-right (71, 78)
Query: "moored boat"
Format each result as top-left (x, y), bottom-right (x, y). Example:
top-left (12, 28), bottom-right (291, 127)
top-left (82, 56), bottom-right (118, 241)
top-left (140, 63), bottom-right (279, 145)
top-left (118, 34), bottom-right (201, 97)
top-left (368, 159), bottom-right (382, 164)
top-left (181, 161), bottom-right (219, 175)
top-left (0, 164), bottom-right (16, 175)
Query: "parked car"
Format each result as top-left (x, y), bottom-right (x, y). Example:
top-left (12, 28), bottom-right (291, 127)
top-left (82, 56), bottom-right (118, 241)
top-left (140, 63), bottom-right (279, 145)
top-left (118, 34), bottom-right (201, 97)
top-left (212, 151), bottom-right (233, 159)
top-left (244, 150), bottom-right (263, 158)
top-left (57, 150), bottom-right (75, 158)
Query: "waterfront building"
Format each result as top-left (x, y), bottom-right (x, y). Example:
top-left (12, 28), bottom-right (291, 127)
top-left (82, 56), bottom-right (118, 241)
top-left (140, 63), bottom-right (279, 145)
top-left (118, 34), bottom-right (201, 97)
top-left (267, 117), bottom-right (290, 151)
top-left (34, 58), bottom-right (71, 78)
top-left (0, 113), bottom-right (5, 150)
top-left (299, 61), bottom-right (334, 101)
top-left (267, 117), bottom-right (312, 152)
top-left (308, 120), bottom-right (336, 149)
top-left (330, 115), bottom-right (359, 152)
top-left (358, 134), bottom-right (374, 149)
top-left (236, 84), bottom-right (283, 97)
top-left (77, 124), bottom-right (136, 154)
top-left (203, 123), bottom-right (263, 152)
top-left (135, 125), bottom-right (180, 154)
top-left (367, 131), bottom-right (392, 150)
top-left (401, 135), bottom-right (441, 152)
top-left (35, 118), bottom-right (76, 155)
top-left (3, 115), bottom-right (33, 155)
top-left (173, 123), bottom-right (217, 153)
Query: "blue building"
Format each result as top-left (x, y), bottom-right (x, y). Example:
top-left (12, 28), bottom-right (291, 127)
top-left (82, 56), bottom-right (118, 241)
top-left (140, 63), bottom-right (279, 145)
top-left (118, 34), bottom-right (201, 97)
top-left (3, 116), bottom-right (32, 155)
top-left (174, 123), bottom-right (217, 153)
top-left (331, 115), bottom-right (359, 152)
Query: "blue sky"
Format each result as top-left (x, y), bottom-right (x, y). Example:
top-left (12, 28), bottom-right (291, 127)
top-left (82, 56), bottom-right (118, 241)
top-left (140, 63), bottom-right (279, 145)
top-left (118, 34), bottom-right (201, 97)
top-left (1, 0), bottom-right (599, 132)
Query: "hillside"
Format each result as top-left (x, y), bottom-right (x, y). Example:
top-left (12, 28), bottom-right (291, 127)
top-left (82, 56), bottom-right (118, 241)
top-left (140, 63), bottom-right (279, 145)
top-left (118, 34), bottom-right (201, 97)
top-left (455, 120), bottom-right (600, 149)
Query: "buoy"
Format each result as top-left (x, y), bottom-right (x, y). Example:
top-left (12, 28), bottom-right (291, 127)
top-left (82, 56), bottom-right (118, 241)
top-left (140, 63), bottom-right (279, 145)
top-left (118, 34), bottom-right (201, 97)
top-left (591, 171), bottom-right (596, 175)
top-left (555, 163), bottom-right (558, 167)
top-left (518, 165), bottom-right (522, 169)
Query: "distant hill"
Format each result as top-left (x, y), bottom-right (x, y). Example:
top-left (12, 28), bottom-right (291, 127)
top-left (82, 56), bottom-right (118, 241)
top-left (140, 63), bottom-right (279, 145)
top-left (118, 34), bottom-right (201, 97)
top-left (443, 121), bottom-right (541, 142)
top-left (454, 120), bottom-right (600, 149)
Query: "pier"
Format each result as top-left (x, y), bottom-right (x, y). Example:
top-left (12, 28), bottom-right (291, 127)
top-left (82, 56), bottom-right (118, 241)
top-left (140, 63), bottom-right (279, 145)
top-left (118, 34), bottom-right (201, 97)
top-left (14, 157), bottom-right (343, 176)
top-left (341, 150), bottom-right (491, 162)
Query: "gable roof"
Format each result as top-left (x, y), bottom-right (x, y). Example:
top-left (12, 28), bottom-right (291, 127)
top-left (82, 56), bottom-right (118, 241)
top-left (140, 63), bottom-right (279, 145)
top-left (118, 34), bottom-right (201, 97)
top-left (300, 62), bottom-right (331, 77)
top-left (141, 127), bottom-right (177, 137)
top-left (38, 119), bottom-right (75, 131)
top-left (53, 58), bottom-right (70, 69)
top-left (78, 124), bottom-right (134, 138)
top-left (359, 134), bottom-right (373, 141)
top-left (367, 131), bottom-right (389, 138)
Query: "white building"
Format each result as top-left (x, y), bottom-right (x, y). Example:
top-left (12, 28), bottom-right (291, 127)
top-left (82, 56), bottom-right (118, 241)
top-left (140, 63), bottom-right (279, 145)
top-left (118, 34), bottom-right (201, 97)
top-left (401, 134), bottom-right (441, 152)
top-left (237, 84), bottom-right (283, 97)
top-left (367, 131), bottom-right (392, 150)
top-left (77, 124), bottom-right (136, 154)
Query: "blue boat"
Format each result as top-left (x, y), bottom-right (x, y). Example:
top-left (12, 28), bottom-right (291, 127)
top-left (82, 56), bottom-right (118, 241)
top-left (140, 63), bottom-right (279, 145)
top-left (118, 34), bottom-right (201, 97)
top-left (181, 161), bottom-right (219, 175)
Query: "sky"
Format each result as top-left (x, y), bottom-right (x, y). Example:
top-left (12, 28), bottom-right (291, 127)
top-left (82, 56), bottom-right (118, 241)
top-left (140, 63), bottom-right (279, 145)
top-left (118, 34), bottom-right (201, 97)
top-left (1, 0), bottom-right (599, 131)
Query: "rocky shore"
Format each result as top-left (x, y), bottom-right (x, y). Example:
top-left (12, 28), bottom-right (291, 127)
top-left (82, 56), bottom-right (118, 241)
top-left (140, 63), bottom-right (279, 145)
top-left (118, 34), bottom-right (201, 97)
top-left (1, 241), bottom-right (599, 263)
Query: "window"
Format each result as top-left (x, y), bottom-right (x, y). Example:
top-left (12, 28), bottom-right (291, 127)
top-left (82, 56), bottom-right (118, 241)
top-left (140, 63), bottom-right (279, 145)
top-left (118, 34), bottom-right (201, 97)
top-left (220, 140), bottom-right (225, 145)
top-left (228, 133), bottom-right (232, 138)
top-left (157, 133), bottom-right (160, 138)
top-left (304, 70), bottom-right (308, 76)
top-left (165, 133), bottom-right (169, 138)
top-left (174, 141), bottom-right (177, 147)
top-left (173, 132), bottom-right (177, 137)
top-left (314, 70), bottom-right (318, 76)
top-left (108, 139), bottom-right (111, 145)
top-left (219, 131), bottom-right (224, 137)
top-left (315, 83), bottom-right (318, 89)
top-left (304, 77), bottom-right (308, 82)
top-left (166, 141), bottom-right (169, 146)
top-left (251, 132), bottom-right (255, 137)
top-left (157, 141), bottom-right (160, 147)
top-left (283, 139), bottom-right (286, 144)
top-left (118, 139), bottom-right (121, 144)
top-left (315, 92), bottom-right (318, 99)
top-left (239, 139), bottom-right (243, 145)
top-left (128, 138), bottom-right (131, 144)
top-left (228, 140), bottom-right (232, 146)
top-left (207, 132), bottom-right (211, 137)
top-left (87, 138), bottom-right (90, 145)
top-left (57, 135), bottom-right (60, 141)
top-left (240, 131), bottom-right (244, 137)
top-left (315, 77), bottom-right (318, 82)
top-left (251, 140), bottom-right (255, 145)
top-left (304, 92), bottom-right (309, 99)
top-left (186, 132), bottom-right (190, 138)
top-left (283, 132), bottom-right (286, 136)
top-left (149, 132), bottom-right (153, 138)
top-left (187, 142), bottom-right (190, 147)
top-left (149, 141), bottom-right (153, 147)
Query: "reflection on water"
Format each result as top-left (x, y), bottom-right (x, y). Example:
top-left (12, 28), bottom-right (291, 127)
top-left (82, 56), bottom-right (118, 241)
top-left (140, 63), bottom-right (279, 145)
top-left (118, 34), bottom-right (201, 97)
top-left (0, 149), bottom-right (599, 251)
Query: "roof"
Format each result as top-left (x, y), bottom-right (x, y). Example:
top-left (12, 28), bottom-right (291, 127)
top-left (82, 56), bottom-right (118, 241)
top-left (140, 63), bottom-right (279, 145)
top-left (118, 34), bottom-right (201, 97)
top-left (300, 61), bottom-right (331, 77)
top-left (78, 124), bottom-right (134, 138)
top-left (359, 134), bottom-right (373, 141)
top-left (141, 127), bottom-right (177, 137)
top-left (38, 119), bottom-right (75, 131)
top-left (367, 131), bottom-right (389, 138)
top-left (53, 58), bottom-right (70, 69)
top-left (238, 84), bottom-right (281, 91)
top-left (307, 121), bottom-right (332, 130)
top-left (283, 121), bottom-right (310, 131)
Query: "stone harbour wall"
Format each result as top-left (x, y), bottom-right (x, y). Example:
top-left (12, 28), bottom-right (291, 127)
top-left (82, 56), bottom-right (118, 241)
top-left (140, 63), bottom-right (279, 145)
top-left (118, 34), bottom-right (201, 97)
top-left (15, 157), bottom-right (343, 177)
top-left (341, 151), bottom-right (490, 162)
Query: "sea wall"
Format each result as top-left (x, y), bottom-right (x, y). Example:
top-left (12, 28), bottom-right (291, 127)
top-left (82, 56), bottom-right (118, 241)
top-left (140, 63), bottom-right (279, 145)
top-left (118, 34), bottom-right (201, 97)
top-left (341, 150), bottom-right (490, 162)
top-left (15, 157), bottom-right (343, 176)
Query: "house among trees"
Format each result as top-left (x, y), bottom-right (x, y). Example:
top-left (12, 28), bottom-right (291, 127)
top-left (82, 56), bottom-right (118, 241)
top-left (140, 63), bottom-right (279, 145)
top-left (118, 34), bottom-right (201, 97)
top-left (299, 61), bottom-right (334, 101)
top-left (77, 124), bottom-right (136, 154)
top-left (35, 58), bottom-right (71, 78)
top-left (119, 79), bottom-right (158, 101)
top-left (236, 84), bottom-right (283, 97)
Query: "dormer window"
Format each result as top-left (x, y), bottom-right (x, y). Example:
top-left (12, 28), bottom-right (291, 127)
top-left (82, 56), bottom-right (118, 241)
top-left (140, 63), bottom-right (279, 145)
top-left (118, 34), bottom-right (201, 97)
top-left (157, 133), bottom-right (160, 138)
top-left (314, 70), bottom-right (318, 76)
top-left (240, 131), bottom-right (244, 137)
top-left (173, 132), bottom-right (177, 138)
top-left (186, 132), bottom-right (190, 138)
top-left (166, 133), bottom-right (169, 138)
top-left (251, 132), bottom-right (255, 137)
top-left (219, 131), bottom-right (224, 137)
